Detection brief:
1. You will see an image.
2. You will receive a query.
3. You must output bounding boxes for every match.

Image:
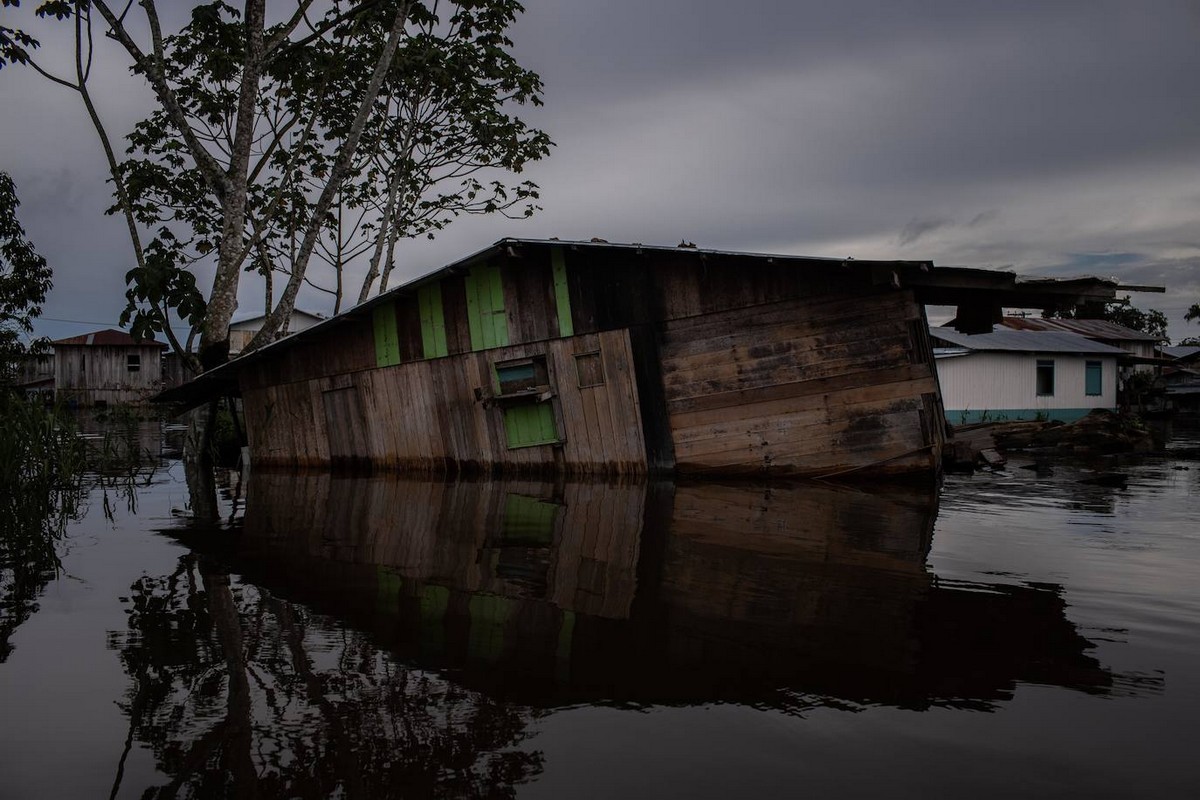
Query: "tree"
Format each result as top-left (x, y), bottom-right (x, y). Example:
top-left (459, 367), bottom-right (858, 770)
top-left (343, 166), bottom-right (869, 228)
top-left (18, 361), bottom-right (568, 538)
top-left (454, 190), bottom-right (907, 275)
top-left (0, 172), bottom-right (53, 388)
top-left (1181, 303), bottom-right (1200, 346)
top-left (4, 1), bottom-right (550, 370)
top-left (1048, 295), bottom-right (1170, 342)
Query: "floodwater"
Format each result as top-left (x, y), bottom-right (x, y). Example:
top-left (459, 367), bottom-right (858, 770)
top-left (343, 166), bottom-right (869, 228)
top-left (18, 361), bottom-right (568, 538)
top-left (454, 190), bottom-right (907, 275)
top-left (1, 424), bottom-right (1197, 798)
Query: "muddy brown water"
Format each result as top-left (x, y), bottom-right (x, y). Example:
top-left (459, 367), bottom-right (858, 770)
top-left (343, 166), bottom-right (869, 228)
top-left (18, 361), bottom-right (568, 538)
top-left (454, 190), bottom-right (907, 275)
top-left (1, 423), bottom-right (1197, 798)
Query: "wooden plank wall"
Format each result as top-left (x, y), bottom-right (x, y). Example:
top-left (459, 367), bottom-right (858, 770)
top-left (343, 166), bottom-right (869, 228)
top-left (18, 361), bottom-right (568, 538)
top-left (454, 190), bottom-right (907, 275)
top-left (658, 289), bottom-right (944, 477)
top-left (242, 328), bottom-right (647, 475)
top-left (54, 344), bottom-right (165, 405)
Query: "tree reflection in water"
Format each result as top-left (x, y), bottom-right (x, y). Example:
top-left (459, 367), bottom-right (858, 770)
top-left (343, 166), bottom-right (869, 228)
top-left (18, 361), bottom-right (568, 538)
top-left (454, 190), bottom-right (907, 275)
top-left (110, 546), bottom-right (543, 798)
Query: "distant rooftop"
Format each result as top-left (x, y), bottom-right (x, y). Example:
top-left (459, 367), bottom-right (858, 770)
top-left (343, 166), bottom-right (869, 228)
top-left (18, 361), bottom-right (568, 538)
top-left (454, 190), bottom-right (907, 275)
top-left (1001, 316), bottom-right (1163, 342)
top-left (1161, 345), bottom-right (1200, 360)
top-left (51, 328), bottom-right (167, 348)
top-left (930, 326), bottom-right (1129, 356)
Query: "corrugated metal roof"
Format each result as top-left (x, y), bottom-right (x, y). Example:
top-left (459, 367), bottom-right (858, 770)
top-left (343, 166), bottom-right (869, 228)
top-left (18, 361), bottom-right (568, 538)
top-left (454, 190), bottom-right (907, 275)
top-left (154, 238), bottom-right (1152, 407)
top-left (1001, 316), bottom-right (1162, 341)
top-left (51, 328), bottom-right (167, 348)
top-left (929, 326), bottom-right (1129, 355)
top-left (1161, 345), bottom-right (1200, 360)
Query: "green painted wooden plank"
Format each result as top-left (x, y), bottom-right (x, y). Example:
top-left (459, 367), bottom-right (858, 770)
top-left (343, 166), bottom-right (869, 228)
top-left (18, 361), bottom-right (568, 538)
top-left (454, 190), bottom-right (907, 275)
top-left (503, 403), bottom-right (558, 448)
top-left (551, 247), bottom-right (574, 337)
top-left (486, 264), bottom-right (509, 348)
top-left (418, 282), bottom-right (448, 358)
top-left (466, 264), bottom-right (509, 350)
top-left (372, 303), bottom-right (401, 367)
top-left (465, 269), bottom-right (484, 350)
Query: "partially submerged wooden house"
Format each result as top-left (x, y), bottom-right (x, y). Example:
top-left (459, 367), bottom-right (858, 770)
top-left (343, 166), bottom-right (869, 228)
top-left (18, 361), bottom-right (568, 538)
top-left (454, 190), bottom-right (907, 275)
top-left (162, 239), bottom-right (1140, 478)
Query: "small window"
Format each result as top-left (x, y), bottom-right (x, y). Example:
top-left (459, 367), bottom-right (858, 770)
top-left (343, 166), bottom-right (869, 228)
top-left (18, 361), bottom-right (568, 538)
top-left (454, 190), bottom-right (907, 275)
top-left (127, 354), bottom-right (141, 373)
top-left (1036, 359), bottom-right (1055, 396)
top-left (503, 404), bottom-right (559, 449)
top-left (1085, 361), bottom-right (1103, 396)
top-left (575, 351), bottom-right (605, 388)
top-left (495, 356), bottom-right (548, 395)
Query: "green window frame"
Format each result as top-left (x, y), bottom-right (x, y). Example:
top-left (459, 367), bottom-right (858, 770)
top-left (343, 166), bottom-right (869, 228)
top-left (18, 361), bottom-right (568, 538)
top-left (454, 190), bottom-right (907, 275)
top-left (1085, 360), bottom-right (1103, 396)
top-left (418, 282), bottom-right (449, 358)
top-left (465, 263), bottom-right (509, 351)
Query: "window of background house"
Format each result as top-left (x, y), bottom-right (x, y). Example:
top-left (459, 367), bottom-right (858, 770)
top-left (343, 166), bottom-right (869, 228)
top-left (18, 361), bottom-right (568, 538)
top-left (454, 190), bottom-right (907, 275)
top-left (1036, 359), bottom-right (1055, 396)
top-left (127, 353), bottom-right (141, 373)
top-left (1085, 360), bottom-right (1103, 396)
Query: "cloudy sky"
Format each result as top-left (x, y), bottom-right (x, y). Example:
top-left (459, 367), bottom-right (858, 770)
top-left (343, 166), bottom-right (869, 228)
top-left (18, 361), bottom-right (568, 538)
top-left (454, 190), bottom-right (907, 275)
top-left (2, 0), bottom-right (1199, 343)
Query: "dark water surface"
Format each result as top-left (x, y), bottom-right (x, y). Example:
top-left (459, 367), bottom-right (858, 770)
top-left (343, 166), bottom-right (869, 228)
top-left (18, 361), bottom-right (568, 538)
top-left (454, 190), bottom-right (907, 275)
top-left (1, 425), bottom-right (1197, 798)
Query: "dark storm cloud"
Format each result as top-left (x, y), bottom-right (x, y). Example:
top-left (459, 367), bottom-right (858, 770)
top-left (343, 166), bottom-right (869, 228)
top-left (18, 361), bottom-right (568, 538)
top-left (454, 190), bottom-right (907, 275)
top-left (2, 0), bottom-right (1200, 341)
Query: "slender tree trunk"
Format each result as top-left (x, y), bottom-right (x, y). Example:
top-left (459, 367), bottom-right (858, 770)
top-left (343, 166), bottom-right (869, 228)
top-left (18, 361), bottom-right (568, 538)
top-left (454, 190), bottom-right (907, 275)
top-left (244, 4), bottom-right (412, 353)
top-left (357, 161), bottom-right (401, 304)
top-left (200, 0), bottom-right (268, 371)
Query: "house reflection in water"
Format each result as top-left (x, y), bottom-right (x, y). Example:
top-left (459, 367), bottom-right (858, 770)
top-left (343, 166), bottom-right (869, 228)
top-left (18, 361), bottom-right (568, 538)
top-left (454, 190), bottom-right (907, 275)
top-left (221, 473), bottom-right (1138, 712)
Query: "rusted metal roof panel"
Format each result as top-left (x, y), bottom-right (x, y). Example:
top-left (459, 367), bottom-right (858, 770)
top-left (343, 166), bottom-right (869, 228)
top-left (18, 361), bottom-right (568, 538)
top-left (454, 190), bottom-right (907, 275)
top-left (51, 328), bottom-right (168, 348)
top-left (1001, 316), bottom-right (1162, 342)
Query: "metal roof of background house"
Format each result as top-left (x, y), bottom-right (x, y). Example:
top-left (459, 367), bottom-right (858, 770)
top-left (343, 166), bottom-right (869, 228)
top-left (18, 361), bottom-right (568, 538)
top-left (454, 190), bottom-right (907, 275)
top-left (51, 328), bottom-right (168, 348)
top-left (1000, 316), bottom-right (1162, 342)
top-left (229, 309), bottom-right (327, 328)
top-left (930, 326), bottom-right (1130, 355)
top-left (1161, 345), bottom-right (1200, 360)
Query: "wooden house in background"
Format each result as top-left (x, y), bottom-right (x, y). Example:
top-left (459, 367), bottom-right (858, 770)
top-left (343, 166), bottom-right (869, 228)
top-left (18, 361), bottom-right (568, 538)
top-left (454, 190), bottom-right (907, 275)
top-left (53, 328), bottom-right (167, 407)
top-left (162, 239), bottom-right (1142, 479)
top-left (228, 309), bottom-right (327, 356)
top-left (14, 352), bottom-right (55, 401)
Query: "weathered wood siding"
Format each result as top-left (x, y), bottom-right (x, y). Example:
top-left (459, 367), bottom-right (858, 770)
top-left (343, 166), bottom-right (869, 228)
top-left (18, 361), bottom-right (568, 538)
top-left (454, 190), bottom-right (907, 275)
top-left (242, 328), bottom-right (646, 475)
top-left (658, 289), bottom-right (943, 477)
top-left (234, 245), bottom-right (945, 477)
top-left (54, 344), bottom-right (164, 406)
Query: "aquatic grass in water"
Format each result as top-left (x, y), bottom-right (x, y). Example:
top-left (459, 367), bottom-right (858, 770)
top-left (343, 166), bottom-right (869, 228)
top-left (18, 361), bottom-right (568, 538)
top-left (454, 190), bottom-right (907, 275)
top-left (0, 394), bottom-right (87, 660)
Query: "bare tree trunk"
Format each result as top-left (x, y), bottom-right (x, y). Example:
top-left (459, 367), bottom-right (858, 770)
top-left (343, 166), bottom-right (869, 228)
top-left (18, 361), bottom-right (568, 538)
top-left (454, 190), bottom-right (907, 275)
top-left (379, 218), bottom-right (400, 293)
top-left (357, 162), bottom-right (401, 304)
top-left (200, 0), bottom-right (268, 371)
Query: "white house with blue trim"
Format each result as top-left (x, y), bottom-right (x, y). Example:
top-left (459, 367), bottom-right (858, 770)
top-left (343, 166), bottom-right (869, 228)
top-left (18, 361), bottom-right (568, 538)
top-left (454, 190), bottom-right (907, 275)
top-left (930, 326), bottom-right (1126, 425)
